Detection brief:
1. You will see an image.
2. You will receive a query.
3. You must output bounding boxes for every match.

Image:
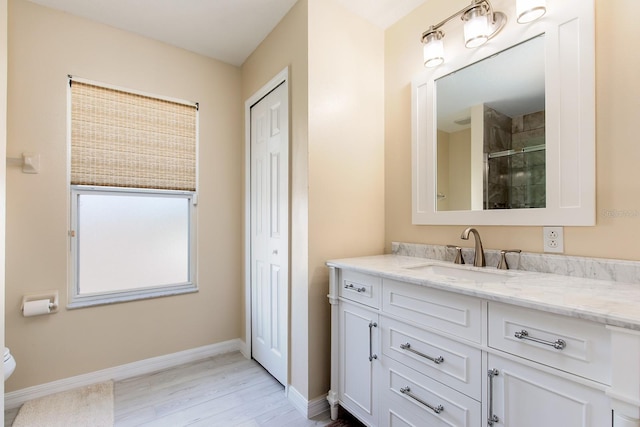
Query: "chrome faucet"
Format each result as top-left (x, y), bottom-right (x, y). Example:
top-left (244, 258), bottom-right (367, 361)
top-left (460, 227), bottom-right (486, 267)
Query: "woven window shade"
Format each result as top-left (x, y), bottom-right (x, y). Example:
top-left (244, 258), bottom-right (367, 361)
top-left (70, 80), bottom-right (197, 191)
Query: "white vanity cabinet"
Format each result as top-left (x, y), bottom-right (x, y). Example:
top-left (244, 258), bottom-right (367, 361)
top-left (327, 263), bottom-right (629, 427)
top-left (334, 270), bottom-right (381, 426)
top-left (329, 269), bottom-right (484, 426)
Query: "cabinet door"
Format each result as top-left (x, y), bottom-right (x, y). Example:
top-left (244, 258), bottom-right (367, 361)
top-left (488, 354), bottom-right (611, 427)
top-left (339, 301), bottom-right (379, 426)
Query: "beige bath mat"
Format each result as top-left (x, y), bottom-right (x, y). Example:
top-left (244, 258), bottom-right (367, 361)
top-left (12, 381), bottom-right (114, 427)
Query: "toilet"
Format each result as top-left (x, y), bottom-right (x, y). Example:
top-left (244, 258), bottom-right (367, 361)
top-left (4, 347), bottom-right (16, 380)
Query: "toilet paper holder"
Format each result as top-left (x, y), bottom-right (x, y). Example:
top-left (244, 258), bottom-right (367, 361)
top-left (21, 291), bottom-right (59, 316)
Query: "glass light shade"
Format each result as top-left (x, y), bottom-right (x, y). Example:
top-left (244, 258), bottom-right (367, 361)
top-left (517, 0), bottom-right (546, 24)
top-left (423, 33), bottom-right (444, 68)
top-left (463, 7), bottom-right (489, 48)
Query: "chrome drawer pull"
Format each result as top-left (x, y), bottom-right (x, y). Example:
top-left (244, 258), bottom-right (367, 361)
top-left (368, 322), bottom-right (378, 362)
top-left (514, 329), bottom-right (566, 350)
top-left (399, 386), bottom-right (444, 414)
top-left (399, 343), bottom-right (444, 364)
top-left (488, 369), bottom-right (499, 426)
top-left (344, 283), bottom-right (366, 293)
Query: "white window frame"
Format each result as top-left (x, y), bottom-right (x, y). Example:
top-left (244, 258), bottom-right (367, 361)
top-left (68, 186), bottom-right (198, 308)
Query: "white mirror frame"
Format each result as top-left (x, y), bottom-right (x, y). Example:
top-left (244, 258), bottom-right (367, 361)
top-left (411, 0), bottom-right (595, 226)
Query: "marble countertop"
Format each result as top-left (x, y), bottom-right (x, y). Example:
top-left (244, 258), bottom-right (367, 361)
top-left (327, 254), bottom-right (640, 331)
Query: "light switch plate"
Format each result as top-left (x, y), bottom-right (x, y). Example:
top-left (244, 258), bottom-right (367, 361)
top-left (543, 226), bottom-right (564, 253)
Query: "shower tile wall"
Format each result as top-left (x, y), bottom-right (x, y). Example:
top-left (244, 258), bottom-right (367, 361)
top-left (484, 106), bottom-right (545, 209)
top-left (484, 107), bottom-right (512, 209)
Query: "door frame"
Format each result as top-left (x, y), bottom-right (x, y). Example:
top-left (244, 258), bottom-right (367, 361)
top-left (243, 67), bottom-right (290, 384)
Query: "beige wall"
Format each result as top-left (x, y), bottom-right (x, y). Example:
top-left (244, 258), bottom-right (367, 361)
top-left (307, 0), bottom-right (385, 399)
top-left (241, 0), bottom-right (384, 401)
top-left (436, 128), bottom-right (472, 211)
top-left (448, 128), bottom-right (471, 211)
top-left (436, 130), bottom-right (450, 211)
top-left (5, 0), bottom-right (243, 391)
top-left (385, 0), bottom-right (640, 261)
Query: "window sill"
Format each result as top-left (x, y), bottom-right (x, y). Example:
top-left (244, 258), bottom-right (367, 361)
top-left (67, 284), bottom-right (198, 309)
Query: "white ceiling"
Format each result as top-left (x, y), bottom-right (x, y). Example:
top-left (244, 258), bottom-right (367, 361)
top-left (26, 0), bottom-right (429, 66)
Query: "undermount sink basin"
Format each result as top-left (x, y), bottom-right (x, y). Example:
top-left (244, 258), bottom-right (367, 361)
top-left (404, 264), bottom-right (515, 283)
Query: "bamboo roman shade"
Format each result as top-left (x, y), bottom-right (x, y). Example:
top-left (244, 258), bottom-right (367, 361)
top-left (70, 80), bottom-right (197, 191)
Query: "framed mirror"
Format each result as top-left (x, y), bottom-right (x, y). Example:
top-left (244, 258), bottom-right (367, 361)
top-left (411, 0), bottom-right (595, 226)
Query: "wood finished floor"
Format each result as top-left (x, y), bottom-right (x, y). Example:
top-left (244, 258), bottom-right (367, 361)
top-left (4, 351), bottom-right (334, 426)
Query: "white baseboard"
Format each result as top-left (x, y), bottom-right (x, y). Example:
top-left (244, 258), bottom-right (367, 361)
top-left (4, 338), bottom-right (243, 410)
top-left (308, 393), bottom-right (330, 418)
top-left (287, 385), bottom-right (330, 419)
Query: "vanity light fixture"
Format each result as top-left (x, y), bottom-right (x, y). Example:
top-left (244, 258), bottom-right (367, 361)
top-left (421, 0), bottom-right (546, 68)
top-left (516, 0), bottom-right (546, 24)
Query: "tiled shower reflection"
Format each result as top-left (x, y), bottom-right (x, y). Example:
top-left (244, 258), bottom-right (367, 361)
top-left (484, 106), bottom-right (545, 209)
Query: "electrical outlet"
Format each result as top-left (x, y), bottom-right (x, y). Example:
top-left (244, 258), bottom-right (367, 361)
top-left (543, 226), bottom-right (564, 253)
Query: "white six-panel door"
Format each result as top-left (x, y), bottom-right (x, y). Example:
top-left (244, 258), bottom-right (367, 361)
top-left (250, 81), bottom-right (288, 385)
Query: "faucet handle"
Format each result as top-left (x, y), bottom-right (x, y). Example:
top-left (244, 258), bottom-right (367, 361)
top-left (497, 249), bottom-right (522, 270)
top-left (446, 245), bottom-right (465, 265)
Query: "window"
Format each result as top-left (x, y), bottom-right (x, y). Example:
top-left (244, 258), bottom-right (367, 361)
top-left (68, 77), bottom-right (198, 307)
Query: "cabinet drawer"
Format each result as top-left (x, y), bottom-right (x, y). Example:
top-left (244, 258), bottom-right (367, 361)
top-left (339, 270), bottom-right (381, 308)
top-left (488, 301), bottom-right (611, 385)
top-left (382, 316), bottom-right (481, 400)
top-left (382, 279), bottom-right (482, 343)
top-left (379, 357), bottom-right (481, 427)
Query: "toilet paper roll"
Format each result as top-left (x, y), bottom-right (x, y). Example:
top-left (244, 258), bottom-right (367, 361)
top-left (22, 299), bottom-right (52, 317)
